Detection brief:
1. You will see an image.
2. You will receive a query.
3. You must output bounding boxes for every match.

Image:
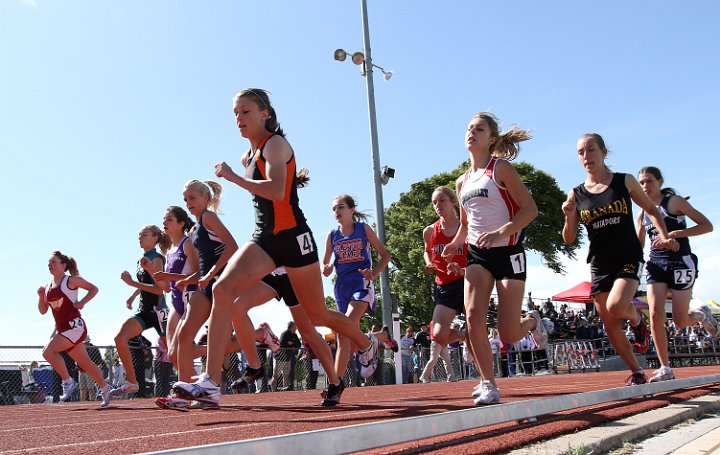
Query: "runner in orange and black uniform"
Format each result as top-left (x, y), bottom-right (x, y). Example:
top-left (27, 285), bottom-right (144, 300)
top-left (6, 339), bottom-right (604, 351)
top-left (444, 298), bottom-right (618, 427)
top-left (245, 132), bottom-right (317, 266)
top-left (172, 88), bottom-right (378, 408)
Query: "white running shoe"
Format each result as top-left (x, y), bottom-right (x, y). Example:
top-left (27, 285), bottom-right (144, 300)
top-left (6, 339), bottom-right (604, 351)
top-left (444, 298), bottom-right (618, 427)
top-left (99, 385), bottom-right (112, 407)
top-left (109, 382), bottom-right (139, 398)
top-left (259, 322), bottom-right (281, 354)
top-left (648, 366), bottom-right (675, 383)
top-left (59, 379), bottom-right (78, 402)
top-left (471, 380), bottom-right (497, 396)
top-left (356, 334), bottom-right (379, 378)
top-left (172, 372), bottom-right (220, 405)
top-left (473, 380), bottom-right (501, 405)
top-left (698, 305), bottom-right (719, 338)
top-left (528, 310), bottom-right (549, 350)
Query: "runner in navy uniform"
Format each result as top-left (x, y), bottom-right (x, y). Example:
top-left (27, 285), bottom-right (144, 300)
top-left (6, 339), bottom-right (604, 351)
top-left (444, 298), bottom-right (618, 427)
top-left (637, 166), bottom-right (716, 382)
top-left (172, 180), bottom-right (238, 386)
top-left (562, 134), bottom-right (677, 386)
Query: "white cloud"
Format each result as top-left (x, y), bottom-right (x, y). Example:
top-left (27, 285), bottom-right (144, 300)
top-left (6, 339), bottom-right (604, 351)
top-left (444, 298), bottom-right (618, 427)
top-left (20, 0), bottom-right (38, 7)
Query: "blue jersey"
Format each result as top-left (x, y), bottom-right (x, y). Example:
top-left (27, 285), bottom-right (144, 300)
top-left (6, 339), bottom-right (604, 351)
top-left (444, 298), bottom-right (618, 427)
top-left (192, 212), bottom-right (225, 277)
top-left (331, 222), bottom-right (372, 277)
top-left (330, 222), bottom-right (376, 314)
top-left (642, 193), bottom-right (691, 261)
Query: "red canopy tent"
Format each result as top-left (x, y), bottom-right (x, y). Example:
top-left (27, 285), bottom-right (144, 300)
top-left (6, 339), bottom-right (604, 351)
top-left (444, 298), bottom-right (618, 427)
top-left (552, 281), bottom-right (593, 304)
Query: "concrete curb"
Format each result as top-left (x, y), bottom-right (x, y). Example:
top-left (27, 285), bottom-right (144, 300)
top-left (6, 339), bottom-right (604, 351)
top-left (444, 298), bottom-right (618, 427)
top-left (507, 392), bottom-right (720, 455)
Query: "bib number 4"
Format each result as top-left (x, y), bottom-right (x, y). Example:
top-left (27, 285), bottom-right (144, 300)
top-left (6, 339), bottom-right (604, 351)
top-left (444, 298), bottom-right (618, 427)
top-left (296, 232), bottom-right (315, 255)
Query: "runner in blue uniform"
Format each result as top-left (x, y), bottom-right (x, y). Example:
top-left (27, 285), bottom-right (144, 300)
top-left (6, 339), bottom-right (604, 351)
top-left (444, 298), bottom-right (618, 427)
top-left (322, 195), bottom-right (392, 382)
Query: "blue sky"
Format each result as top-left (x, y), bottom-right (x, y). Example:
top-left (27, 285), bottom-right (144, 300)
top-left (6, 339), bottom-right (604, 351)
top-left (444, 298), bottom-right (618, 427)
top-left (2, 1), bottom-right (719, 346)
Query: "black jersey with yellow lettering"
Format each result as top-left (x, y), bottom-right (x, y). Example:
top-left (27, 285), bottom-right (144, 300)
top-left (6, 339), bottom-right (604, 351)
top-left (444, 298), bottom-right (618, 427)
top-left (573, 172), bottom-right (643, 266)
top-left (246, 133), bottom-right (308, 238)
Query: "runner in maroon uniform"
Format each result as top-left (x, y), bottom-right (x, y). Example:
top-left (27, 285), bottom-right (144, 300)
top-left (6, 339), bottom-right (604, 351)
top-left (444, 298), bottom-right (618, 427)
top-left (37, 251), bottom-right (112, 406)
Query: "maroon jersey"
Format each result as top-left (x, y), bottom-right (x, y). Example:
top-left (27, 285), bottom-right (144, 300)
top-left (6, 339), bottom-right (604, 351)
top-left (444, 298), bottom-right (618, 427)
top-left (45, 275), bottom-right (83, 333)
top-left (430, 220), bottom-right (467, 285)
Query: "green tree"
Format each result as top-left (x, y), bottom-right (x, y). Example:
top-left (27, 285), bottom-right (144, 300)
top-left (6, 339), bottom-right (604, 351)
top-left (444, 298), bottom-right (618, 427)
top-left (384, 161), bottom-right (581, 329)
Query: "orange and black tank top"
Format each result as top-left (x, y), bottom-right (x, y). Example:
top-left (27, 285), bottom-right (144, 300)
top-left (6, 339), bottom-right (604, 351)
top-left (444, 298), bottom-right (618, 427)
top-left (246, 133), bottom-right (308, 238)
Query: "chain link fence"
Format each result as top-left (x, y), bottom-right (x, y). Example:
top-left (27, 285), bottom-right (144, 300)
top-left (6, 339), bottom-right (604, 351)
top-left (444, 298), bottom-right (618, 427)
top-left (4, 338), bottom-right (719, 405)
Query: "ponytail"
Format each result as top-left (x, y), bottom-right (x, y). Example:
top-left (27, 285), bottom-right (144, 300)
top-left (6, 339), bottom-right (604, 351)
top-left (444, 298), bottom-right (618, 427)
top-left (472, 112), bottom-right (531, 161)
top-left (493, 127), bottom-right (532, 161)
top-left (296, 168), bottom-right (310, 188)
top-left (166, 206), bottom-right (195, 234)
top-left (235, 88), bottom-right (286, 138)
top-left (333, 194), bottom-right (371, 223)
top-left (52, 251), bottom-right (79, 276)
top-left (184, 179), bottom-right (223, 213)
top-left (140, 225), bottom-right (171, 255)
top-left (205, 180), bottom-right (223, 212)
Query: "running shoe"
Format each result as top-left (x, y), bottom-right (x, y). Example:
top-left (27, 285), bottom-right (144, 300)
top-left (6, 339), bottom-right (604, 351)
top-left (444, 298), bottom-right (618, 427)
top-left (471, 380), bottom-right (500, 397)
top-left (356, 333), bottom-right (379, 379)
top-left (172, 372), bottom-right (220, 406)
top-left (473, 380), bottom-right (501, 405)
top-left (230, 365), bottom-right (265, 393)
top-left (419, 378), bottom-right (430, 383)
top-left (321, 380), bottom-right (345, 407)
top-left (630, 310), bottom-right (651, 354)
top-left (99, 385), bottom-right (112, 408)
top-left (155, 396), bottom-right (191, 412)
top-left (59, 379), bottom-right (78, 402)
top-left (189, 399), bottom-right (220, 410)
top-left (625, 371), bottom-right (648, 386)
top-left (528, 310), bottom-right (549, 350)
top-left (109, 382), bottom-right (139, 398)
top-left (648, 366), bottom-right (675, 383)
top-left (259, 322), bottom-right (281, 354)
top-left (698, 305), bottom-right (719, 338)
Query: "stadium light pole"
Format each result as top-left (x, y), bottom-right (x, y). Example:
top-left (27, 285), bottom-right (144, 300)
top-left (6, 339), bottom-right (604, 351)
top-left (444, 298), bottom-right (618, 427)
top-left (334, 0), bottom-right (394, 332)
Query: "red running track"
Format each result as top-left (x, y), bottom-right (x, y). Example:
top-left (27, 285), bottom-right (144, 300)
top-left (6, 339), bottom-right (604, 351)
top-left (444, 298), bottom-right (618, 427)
top-left (0, 365), bottom-right (717, 455)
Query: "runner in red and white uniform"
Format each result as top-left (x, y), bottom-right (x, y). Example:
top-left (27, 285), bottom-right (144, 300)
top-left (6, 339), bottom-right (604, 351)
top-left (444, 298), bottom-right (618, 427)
top-left (442, 112), bottom-right (545, 406)
top-left (37, 251), bottom-right (112, 407)
top-left (421, 186), bottom-right (467, 367)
